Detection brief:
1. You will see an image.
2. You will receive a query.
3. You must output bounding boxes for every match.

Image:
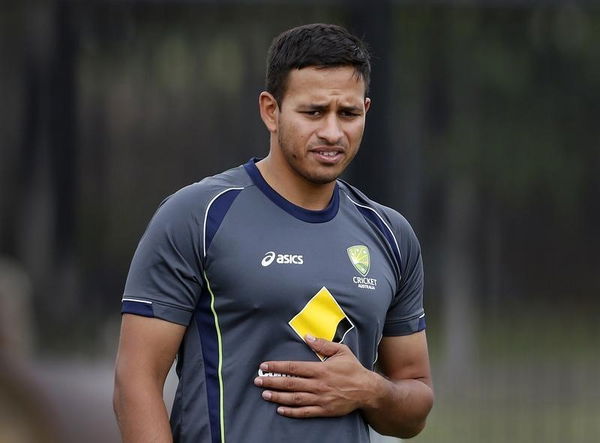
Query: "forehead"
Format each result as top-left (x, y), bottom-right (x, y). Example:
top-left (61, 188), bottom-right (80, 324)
top-left (282, 66), bottom-right (366, 104)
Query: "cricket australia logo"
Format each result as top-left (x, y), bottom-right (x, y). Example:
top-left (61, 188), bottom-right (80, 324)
top-left (347, 245), bottom-right (377, 290)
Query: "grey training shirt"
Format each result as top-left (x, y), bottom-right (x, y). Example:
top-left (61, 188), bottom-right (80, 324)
top-left (122, 158), bottom-right (426, 443)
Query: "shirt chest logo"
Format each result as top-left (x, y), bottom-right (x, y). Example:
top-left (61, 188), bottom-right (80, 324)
top-left (261, 250), bottom-right (304, 267)
top-left (347, 245), bottom-right (377, 290)
top-left (288, 286), bottom-right (354, 361)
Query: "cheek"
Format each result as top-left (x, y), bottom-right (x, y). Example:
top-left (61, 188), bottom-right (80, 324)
top-left (348, 125), bottom-right (365, 144)
top-left (279, 118), bottom-right (318, 151)
top-left (281, 119), bottom-right (302, 140)
top-left (296, 126), bottom-right (313, 144)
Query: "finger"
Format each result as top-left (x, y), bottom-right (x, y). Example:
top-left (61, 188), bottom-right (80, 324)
top-left (276, 405), bottom-right (330, 419)
top-left (254, 374), bottom-right (316, 392)
top-left (261, 390), bottom-right (318, 407)
top-left (258, 360), bottom-right (319, 378)
top-left (304, 334), bottom-right (345, 358)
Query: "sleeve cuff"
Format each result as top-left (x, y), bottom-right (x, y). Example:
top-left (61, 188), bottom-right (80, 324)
top-left (121, 297), bottom-right (192, 326)
top-left (383, 312), bottom-right (426, 336)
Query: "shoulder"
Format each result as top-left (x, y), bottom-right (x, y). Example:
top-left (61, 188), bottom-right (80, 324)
top-left (337, 180), bottom-right (418, 242)
top-left (337, 180), bottom-right (422, 279)
top-left (153, 163), bottom-right (253, 222)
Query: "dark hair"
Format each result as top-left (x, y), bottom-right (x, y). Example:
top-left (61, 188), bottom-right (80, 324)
top-left (266, 23), bottom-right (371, 104)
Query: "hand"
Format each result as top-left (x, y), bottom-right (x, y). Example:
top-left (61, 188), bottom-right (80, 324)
top-left (253, 335), bottom-right (375, 418)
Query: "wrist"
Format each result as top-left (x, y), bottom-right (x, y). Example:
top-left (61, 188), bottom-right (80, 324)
top-left (359, 369), bottom-right (387, 411)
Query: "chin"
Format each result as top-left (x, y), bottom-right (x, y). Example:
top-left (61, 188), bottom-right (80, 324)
top-left (310, 177), bottom-right (337, 185)
top-left (304, 171), bottom-right (342, 185)
top-left (291, 161), bottom-right (347, 185)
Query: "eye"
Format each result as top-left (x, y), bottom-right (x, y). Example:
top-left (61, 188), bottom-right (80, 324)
top-left (340, 110), bottom-right (360, 118)
top-left (303, 110), bottom-right (322, 117)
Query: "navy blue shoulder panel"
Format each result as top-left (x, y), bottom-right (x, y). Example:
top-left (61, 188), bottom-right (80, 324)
top-left (205, 188), bottom-right (243, 255)
top-left (243, 158), bottom-right (339, 223)
top-left (354, 204), bottom-right (401, 266)
top-left (338, 180), bottom-right (403, 274)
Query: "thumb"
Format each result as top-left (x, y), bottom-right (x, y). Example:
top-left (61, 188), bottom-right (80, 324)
top-left (304, 334), bottom-right (343, 358)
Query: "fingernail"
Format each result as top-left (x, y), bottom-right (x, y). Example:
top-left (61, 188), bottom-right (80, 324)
top-left (254, 377), bottom-right (262, 386)
top-left (305, 334), bottom-right (316, 342)
top-left (277, 407), bottom-right (285, 415)
top-left (262, 391), bottom-right (272, 400)
top-left (260, 362), bottom-right (269, 370)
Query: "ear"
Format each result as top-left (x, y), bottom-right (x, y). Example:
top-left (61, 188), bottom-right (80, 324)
top-left (259, 91), bottom-right (279, 133)
top-left (364, 97), bottom-right (371, 113)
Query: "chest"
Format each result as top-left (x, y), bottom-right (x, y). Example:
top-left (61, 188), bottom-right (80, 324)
top-left (203, 196), bottom-right (398, 343)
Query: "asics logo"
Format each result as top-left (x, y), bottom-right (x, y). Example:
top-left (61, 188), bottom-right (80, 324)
top-left (261, 251), bottom-right (304, 267)
top-left (261, 251), bottom-right (276, 266)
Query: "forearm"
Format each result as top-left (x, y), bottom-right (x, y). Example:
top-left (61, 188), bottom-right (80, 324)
top-left (254, 334), bottom-right (433, 436)
top-left (114, 315), bottom-right (185, 442)
top-left (114, 377), bottom-right (173, 443)
top-left (360, 371), bottom-right (434, 438)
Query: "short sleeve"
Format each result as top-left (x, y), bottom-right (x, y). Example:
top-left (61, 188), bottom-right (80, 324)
top-left (382, 216), bottom-right (426, 336)
top-left (121, 186), bottom-right (205, 326)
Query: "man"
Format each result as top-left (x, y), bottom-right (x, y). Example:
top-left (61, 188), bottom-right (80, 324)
top-left (114, 23), bottom-right (433, 443)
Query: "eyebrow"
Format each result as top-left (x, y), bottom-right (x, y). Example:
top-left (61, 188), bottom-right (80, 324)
top-left (297, 104), bottom-right (363, 113)
top-left (339, 105), bottom-right (363, 113)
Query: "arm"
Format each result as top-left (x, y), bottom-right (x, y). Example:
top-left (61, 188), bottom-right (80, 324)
top-left (113, 314), bottom-right (186, 443)
top-left (254, 331), bottom-right (433, 439)
top-left (361, 332), bottom-right (433, 437)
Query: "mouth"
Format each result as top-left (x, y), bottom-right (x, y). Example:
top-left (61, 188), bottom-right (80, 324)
top-left (309, 147), bottom-right (345, 164)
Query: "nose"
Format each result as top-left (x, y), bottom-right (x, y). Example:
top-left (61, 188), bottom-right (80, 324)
top-left (316, 114), bottom-right (343, 144)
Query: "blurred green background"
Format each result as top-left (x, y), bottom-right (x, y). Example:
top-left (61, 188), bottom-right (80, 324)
top-left (1, 1), bottom-right (599, 442)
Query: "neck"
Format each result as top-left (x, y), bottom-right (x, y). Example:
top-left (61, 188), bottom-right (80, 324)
top-left (256, 155), bottom-right (336, 211)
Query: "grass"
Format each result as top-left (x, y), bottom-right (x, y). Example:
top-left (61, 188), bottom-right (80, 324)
top-left (411, 299), bottom-right (600, 443)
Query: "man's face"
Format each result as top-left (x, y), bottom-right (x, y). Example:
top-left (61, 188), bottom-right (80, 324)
top-left (273, 66), bottom-right (370, 185)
